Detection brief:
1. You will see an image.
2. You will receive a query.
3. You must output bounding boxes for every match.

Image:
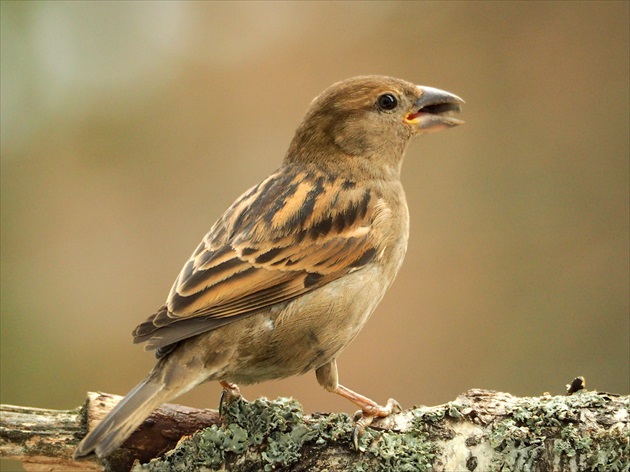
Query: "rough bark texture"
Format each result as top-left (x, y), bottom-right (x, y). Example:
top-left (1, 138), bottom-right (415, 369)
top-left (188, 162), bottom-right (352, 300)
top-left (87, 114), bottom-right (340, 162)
top-left (0, 392), bottom-right (221, 472)
top-left (1, 389), bottom-right (628, 472)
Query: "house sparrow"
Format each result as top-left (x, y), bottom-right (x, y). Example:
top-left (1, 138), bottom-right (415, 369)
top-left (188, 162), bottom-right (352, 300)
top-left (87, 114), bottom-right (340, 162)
top-left (74, 75), bottom-right (464, 459)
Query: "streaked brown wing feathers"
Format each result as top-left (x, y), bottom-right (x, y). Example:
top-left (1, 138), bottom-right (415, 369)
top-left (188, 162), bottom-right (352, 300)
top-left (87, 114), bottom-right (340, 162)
top-left (133, 166), bottom-right (386, 351)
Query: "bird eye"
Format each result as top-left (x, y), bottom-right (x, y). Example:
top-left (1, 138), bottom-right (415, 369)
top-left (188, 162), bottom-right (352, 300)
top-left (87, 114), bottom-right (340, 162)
top-left (377, 93), bottom-right (398, 111)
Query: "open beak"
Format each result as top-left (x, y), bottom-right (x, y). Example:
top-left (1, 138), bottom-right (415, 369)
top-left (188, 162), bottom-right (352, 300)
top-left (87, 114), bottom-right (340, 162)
top-left (405, 86), bottom-right (465, 133)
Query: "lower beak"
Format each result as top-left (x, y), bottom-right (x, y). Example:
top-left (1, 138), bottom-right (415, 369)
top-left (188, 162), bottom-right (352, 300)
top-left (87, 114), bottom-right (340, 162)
top-left (405, 86), bottom-right (465, 133)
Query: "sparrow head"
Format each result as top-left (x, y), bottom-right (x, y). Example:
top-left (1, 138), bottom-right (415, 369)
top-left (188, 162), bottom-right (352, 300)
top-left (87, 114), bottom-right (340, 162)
top-left (286, 75), bottom-right (464, 175)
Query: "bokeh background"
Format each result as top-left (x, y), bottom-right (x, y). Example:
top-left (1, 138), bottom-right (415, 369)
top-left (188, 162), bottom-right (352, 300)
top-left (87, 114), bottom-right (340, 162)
top-left (1, 2), bottom-right (628, 469)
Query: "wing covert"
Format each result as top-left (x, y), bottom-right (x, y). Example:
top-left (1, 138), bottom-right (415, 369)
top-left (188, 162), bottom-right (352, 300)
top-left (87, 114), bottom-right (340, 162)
top-left (133, 165), bottom-right (389, 352)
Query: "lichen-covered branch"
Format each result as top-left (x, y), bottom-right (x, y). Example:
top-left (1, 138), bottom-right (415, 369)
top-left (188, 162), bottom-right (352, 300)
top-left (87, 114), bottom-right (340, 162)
top-left (0, 392), bottom-right (221, 472)
top-left (1, 389), bottom-right (628, 472)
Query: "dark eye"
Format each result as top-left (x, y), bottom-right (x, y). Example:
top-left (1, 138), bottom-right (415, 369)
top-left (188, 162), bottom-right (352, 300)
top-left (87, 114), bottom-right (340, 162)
top-left (377, 93), bottom-right (398, 111)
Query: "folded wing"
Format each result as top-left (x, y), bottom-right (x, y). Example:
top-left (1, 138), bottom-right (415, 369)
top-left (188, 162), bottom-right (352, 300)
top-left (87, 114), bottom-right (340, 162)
top-left (133, 165), bottom-right (387, 355)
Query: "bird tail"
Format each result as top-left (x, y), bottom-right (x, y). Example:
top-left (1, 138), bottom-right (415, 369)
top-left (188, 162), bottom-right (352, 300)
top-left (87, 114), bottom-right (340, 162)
top-left (74, 375), bottom-right (173, 459)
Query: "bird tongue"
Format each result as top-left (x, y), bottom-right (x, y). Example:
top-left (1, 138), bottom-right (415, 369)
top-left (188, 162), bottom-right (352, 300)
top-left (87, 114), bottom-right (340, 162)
top-left (407, 110), bottom-right (423, 121)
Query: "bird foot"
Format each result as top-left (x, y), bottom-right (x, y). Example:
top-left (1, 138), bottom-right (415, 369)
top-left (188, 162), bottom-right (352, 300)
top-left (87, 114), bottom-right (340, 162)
top-left (351, 398), bottom-right (402, 450)
top-left (218, 381), bottom-right (243, 416)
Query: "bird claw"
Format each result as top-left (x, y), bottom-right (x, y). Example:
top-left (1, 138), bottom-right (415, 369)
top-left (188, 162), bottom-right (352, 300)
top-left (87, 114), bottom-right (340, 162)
top-left (352, 414), bottom-right (372, 450)
top-left (218, 381), bottom-right (242, 416)
top-left (351, 398), bottom-right (402, 450)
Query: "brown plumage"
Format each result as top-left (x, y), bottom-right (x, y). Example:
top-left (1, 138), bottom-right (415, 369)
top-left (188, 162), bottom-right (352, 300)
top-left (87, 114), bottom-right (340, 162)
top-left (74, 76), bottom-right (464, 459)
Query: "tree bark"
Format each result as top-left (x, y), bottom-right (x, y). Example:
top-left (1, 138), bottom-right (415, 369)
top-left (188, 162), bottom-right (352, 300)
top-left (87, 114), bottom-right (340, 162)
top-left (1, 388), bottom-right (627, 472)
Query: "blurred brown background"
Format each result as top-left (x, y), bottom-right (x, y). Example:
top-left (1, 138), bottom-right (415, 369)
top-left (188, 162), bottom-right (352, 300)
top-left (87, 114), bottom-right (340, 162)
top-left (1, 2), bottom-right (628, 469)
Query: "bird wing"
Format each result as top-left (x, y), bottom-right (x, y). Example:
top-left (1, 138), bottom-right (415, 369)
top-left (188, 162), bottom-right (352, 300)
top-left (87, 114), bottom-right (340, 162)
top-left (133, 166), bottom-right (389, 353)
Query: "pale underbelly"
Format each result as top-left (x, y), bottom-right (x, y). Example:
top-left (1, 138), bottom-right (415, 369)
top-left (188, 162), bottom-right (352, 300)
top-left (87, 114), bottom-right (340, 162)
top-left (215, 264), bottom-right (390, 384)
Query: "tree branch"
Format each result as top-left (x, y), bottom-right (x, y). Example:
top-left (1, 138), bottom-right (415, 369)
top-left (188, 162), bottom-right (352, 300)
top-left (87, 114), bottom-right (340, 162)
top-left (1, 388), bottom-right (628, 471)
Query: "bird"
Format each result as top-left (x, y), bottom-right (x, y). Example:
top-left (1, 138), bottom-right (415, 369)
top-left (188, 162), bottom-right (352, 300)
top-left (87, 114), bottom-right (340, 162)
top-left (74, 75), bottom-right (464, 459)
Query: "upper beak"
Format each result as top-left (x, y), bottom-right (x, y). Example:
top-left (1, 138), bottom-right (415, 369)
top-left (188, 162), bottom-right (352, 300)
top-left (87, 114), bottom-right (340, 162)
top-left (405, 86), bottom-right (465, 133)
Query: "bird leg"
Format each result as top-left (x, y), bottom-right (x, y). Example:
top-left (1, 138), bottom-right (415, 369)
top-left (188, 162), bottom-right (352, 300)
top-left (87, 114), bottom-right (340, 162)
top-left (218, 380), bottom-right (242, 416)
top-left (315, 360), bottom-right (401, 449)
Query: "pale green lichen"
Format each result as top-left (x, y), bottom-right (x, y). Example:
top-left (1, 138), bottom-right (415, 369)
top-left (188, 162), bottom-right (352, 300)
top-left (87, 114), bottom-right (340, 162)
top-left (132, 391), bottom-right (627, 471)
top-left (489, 391), bottom-right (629, 472)
top-left (133, 396), bottom-right (439, 472)
top-left (362, 430), bottom-right (439, 472)
top-left (412, 400), bottom-right (470, 426)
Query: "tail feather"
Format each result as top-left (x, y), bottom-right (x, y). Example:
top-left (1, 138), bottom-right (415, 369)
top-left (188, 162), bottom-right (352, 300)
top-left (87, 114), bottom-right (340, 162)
top-left (74, 378), bottom-right (168, 458)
